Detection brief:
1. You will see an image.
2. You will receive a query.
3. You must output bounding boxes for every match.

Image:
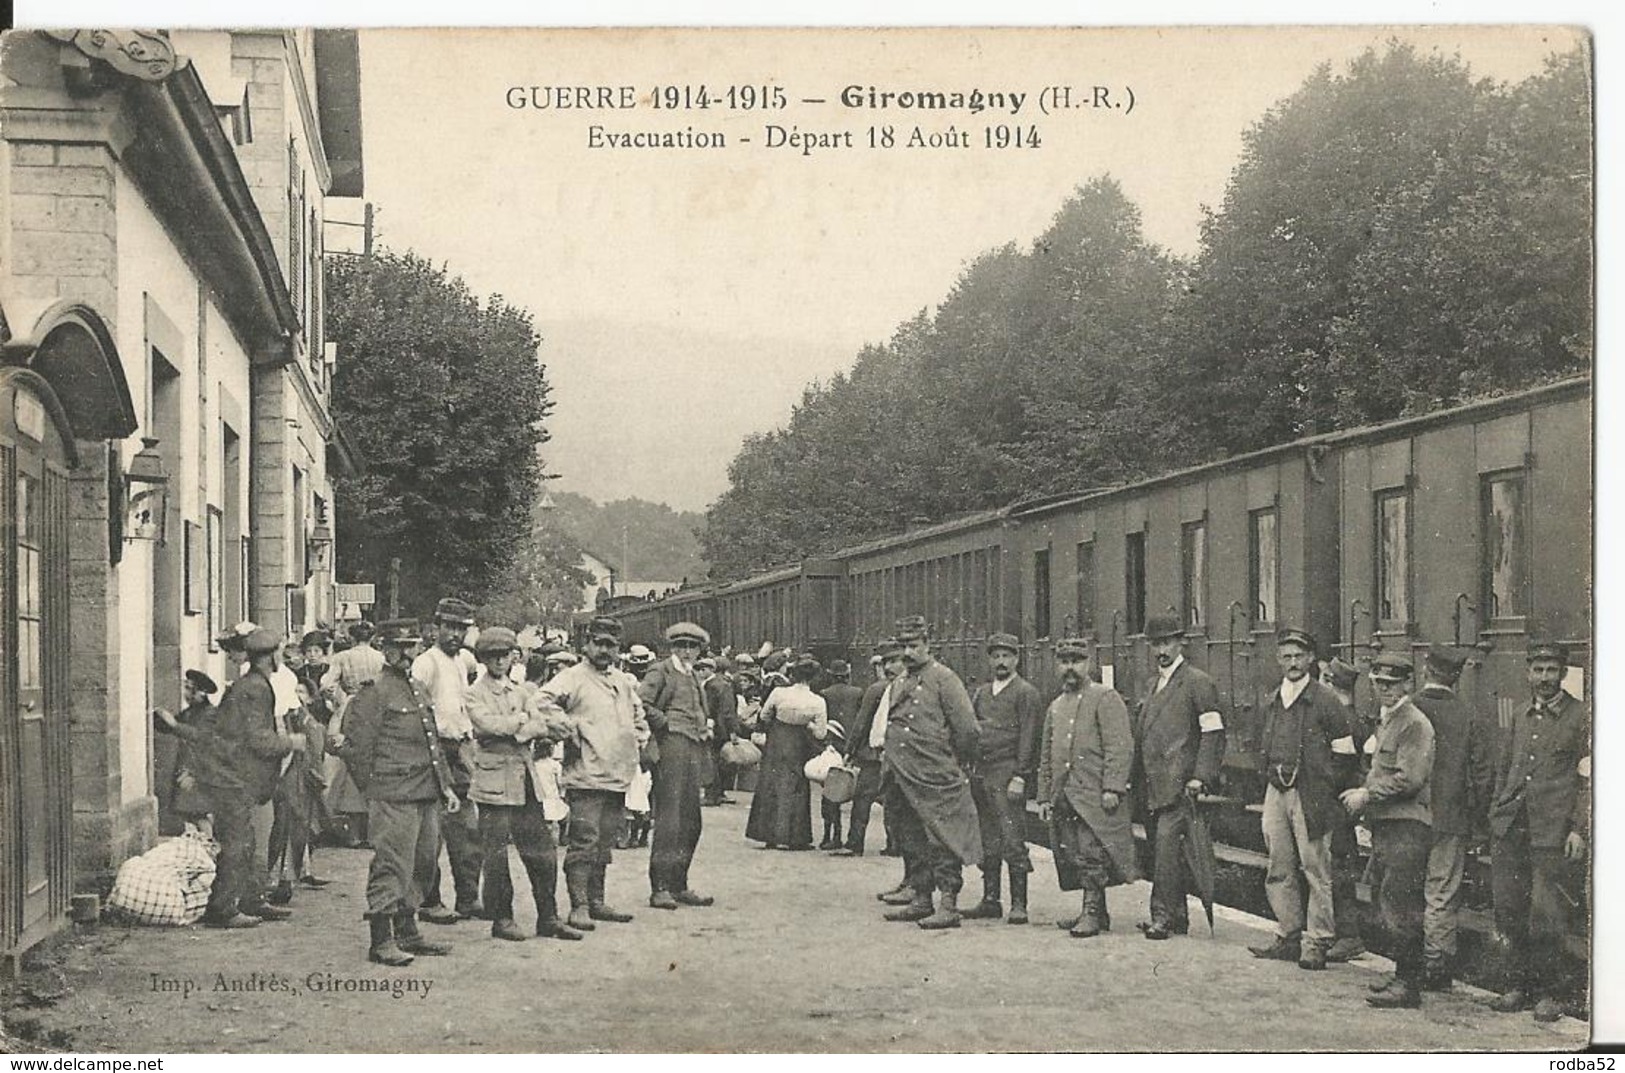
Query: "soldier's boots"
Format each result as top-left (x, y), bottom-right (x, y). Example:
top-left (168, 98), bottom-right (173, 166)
top-left (1420, 960), bottom-right (1453, 992)
top-left (1325, 936), bottom-right (1367, 962)
top-left (884, 891), bottom-right (934, 922)
top-left (960, 868), bottom-right (1003, 920)
top-left (917, 891), bottom-right (962, 930)
top-left (588, 867), bottom-right (634, 922)
top-left (491, 918), bottom-right (528, 942)
top-left (878, 884), bottom-right (917, 905)
top-left (394, 910), bottom-right (452, 956)
top-left (1007, 870), bottom-right (1029, 925)
top-left (367, 914), bottom-right (415, 967)
top-left (1069, 887), bottom-right (1104, 939)
top-left (536, 917), bottom-right (585, 941)
top-left (564, 867), bottom-right (597, 931)
top-left (1366, 978), bottom-right (1422, 1009)
top-left (1249, 932), bottom-right (1302, 961)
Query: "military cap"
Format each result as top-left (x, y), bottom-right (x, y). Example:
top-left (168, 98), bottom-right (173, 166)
top-left (1275, 626), bottom-right (1317, 655)
top-left (985, 632), bottom-right (1021, 654)
top-left (301, 629), bottom-right (331, 650)
top-left (1369, 652), bottom-right (1414, 683)
top-left (185, 669), bottom-right (218, 696)
top-left (665, 621), bottom-right (710, 646)
top-left (625, 644), bottom-right (656, 665)
top-left (1055, 637), bottom-right (1091, 659)
top-left (1424, 645), bottom-right (1472, 677)
top-left (244, 628), bottom-right (281, 656)
top-left (586, 616), bottom-right (623, 641)
top-left (826, 720), bottom-right (847, 742)
top-left (695, 656), bottom-right (717, 671)
top-left (1527, 640), bottom-right (1570, 664)
top-left (1144, 615), bottom-right (1184, 642)
top-left (349, 620), bottom-right (376, 642)
top-left (1324, 657), bottom-right (1359, 691)
top-left (474, 626), bottom-right (519, 656)
top-left (433, 597), bottom-right (477, 627)
top-left (875, 637), bottom-right (905, 657)
top-left (376, 619), bottom-right (422, 646)
top-left (828, 659), bottom-right (851, 677)
top-left (894, 615), bottom-right (929, 641)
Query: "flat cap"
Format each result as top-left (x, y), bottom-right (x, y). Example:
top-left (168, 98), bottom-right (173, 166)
top-left (985, 632), bottom-right (1021, 654)
top-left (244, 628), bottom-right (281, 656)
top-left (546, 649), bottom-right (579, 666)
top-left (1055, 637), bottom-right (1091, 659)
top-left (475, 626), bottom-right (519, 656)
top-left (1527, 640), bottom-right (1570, 664)
top-left (433, 597), bottom-right (477, 627)
top-left (586, 616), bottom-right (623, 641)
top-left (828, 659), bottom-right (851, 677)
top-left (185, 669), bottom-right (218, 695)
top-left (1275, 626), bottom-right (1317, 654)
top-left (1424, 645), bottom-right (1472, 676)
top-left (376, 619), bottom-right (422, 645)
top-left (301, 629), bottom-right (331, 649)
top-left (1369, 652), bottom-right (1415, 683)
top-left (1144, 614), bottom-right (1184, 641)
top-left (1323, 657), bottom-right (1359, 691)
top-left (665, 621), bottom-right (710, 646)
top-left (695, 656), bottom-right (717, 671)
top-left (894, 615), bottom-right (929, 641)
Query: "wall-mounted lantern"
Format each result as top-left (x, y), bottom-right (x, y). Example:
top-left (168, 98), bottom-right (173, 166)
top-left (309, 519), bottom-right (334, 573)
top-left (124, 437), bottom-right (168, 544)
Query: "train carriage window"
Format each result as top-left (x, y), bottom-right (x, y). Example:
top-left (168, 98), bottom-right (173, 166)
top-left (1376, 489), bottom-right (1412, 627)
top-left (1033, 547), bottom-right (1052, 639)
top-left (1180, 521), bottom-right (1206, 630)
top-left (1248, 508), bottom-right (1278, 626)
top-left (1125, 531), bottom-right (1146, 635)
top-left (1075, 540), bottom-right (1096, 636)
top-left (18, 472), bottom-right (41, 691)
top-left (1481, 472), bottom-right (1528, 624)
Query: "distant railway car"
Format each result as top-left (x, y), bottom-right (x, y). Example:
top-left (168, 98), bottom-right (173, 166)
top-left (713, 559), bottom-right (846, 663)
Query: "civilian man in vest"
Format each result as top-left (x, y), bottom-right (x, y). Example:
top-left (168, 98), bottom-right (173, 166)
top-left (1319, 657), bottom-right (1370, 963)
top-left (877, 615), bottom-right (982, 930)
top-left (838, 638), bottom-right (904, 860)
top-left (333, 619), bottom-right (461, 966)
top-left (534, 616), bottom-right (648, 931)
top-left (1340, 652), bottom-right (1435, 1009)
top-left (1487, 641), bottom-right (1590, 1023)
top-left (1037, 638), bottom-right (1136, 938)
top-left (1134, 615), bottom-right (1225, 940)
top-left (412, 597), bottom-right (484, 923)
top-left (465, 627), bottom-right (583, 942)
top-left (1247, 628), bottom-right (1361, 969)
top-left (700, 655), bottom-right (742, 806)
top-left (639, 622), bottom-right (717, 909)
top-left (962, 632), bottom-right (1043, 925)
top-left (1412, 645), bottom-right (1494, 992)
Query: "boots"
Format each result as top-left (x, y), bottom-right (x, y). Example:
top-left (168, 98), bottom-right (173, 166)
top-left (884, 890), bottom-right (934, 922)
top-left (394, 909), bottom-right (452, 956)
top-left (1007, 869), bottom-right (1029, 925)
top-left (565, 865), bottom-right (597, 931)
top-left (589, 865), bottom-right (634, 922)
top-left (918, 890), bottom-right (962, 930)
top-left (1069, 887), bottom-right (1103, 938)
top-left (878, 883), bottom-right (916, 905)
top-left (368, 913), bottom-right (414, 966)
top-left (960, 868), bottom-right (1003, 920)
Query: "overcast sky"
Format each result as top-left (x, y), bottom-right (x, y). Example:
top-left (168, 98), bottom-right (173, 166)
top-left (333, 25), bottom-right (1578, 511)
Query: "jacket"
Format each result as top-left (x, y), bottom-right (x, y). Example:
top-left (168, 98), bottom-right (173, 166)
top-left (703, 675), bottom-right (741, 741)
top-left (1135, 659), bottom-right (1226, 811)
top-left (1490, 689), bottom-right (1590, 848)
top-left (465, 670), bottom-right (570, 807)
top-left (535, 661), bottom-right (651, 793)
top-left (1413, 683), bottom-right (1494, 838)
top-left (200, 668), bottom-right (291, 804)
top-left (818, 681), bottom-right (865, 734)
top-left (1361, 697), bottom-right (1434, 825)
top-left (639, 657), bottom-right (710, 744)
top-left (1036, 683), bottom-right (1137, 878)
top-left (339, 664), bottom-right (454, 803)
top-left (969, 674), bottom-right (1043, 783)
top-left (881, 657), bottom-right (982, 866)
top-left (844, 679), bottom-right (892, 764)
top-left (1255, 678), bottom-right (1360, 840)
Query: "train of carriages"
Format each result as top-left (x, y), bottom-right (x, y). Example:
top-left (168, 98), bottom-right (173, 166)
top-left (596, 375), bottom-right (1591, 957)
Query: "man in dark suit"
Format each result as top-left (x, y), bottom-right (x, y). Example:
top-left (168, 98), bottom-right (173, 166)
top-left (1134, 615), bottom-right (1225, 940)
top-left (838, 639), bottom-right (904, 860)
top-left (701, 656), bottom-right (741, 805)
top-left (962, 632), bottom-right (1043, 925)
top-left (638, 622), bottom-right (715, 909)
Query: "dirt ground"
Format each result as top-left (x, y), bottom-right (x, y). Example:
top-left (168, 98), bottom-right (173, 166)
top-left (1, 796), bottom-right (1592, 1053)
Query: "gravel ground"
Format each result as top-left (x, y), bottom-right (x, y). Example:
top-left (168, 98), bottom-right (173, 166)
top-left (1, 795), bottom-right (1591, 1053)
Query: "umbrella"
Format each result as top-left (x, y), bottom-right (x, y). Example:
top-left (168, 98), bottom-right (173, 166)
top-left (1050, 813), bottom-right (1084, 892)
top-left (1179, 792), bottom-right (1217, 935)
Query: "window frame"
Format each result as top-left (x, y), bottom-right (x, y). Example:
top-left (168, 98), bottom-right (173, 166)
top-left (1374, 485), bottom-right (1414, 631)
top-left (1124, 529), bottom-right (1147, 636)
top-left (1180, 518), bottom-right (1207, 631)
top-left (1032, 546), bottom-right (1052, 640)
top-left (1075, 538), bottom-right (1096, 638)
top-left (1480, 468), bottom-right (1531, 628)
top-left (1248, 506), bottom-right (1279, 628)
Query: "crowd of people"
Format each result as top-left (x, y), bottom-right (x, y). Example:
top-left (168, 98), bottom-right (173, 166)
top-left (151, 602), bottom-right (1587, 1025)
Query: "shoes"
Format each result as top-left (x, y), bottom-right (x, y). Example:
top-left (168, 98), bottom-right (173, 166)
top-left (1533, 997), bottom-right (1565, 1023)
top-left (536, 919), bottom-right (585, 941)
top-left (418, 904), bottom-right (459, 925)
top-left (241, 902), bottom-right (293, 921)
top-left (1421, 964), bottom-right (1453, 992)
top-left (649, 890), bottom-right (679, 910)
top-left (455, 901), bottom-right (487, 920)
top-left (1325, 937), bottom-right (1367, 963)
top-left (884, 897), bottom-right (934, 923)
top-left (1369, 974), bottom-right (1398, 994)
top-left (817, 837), bottom-right (836, 849)
top-left (1007, 905), bottom-right (1029, 925)
top-left (368, 941), bottom-right (413, 966)
top-left (917, 894), bottom-right (962, 930)
top-left (879, 886), bottom-right (916, 906)
top-left (203, 913), bottom-right (260, 929)
top-left (959, 899), bottom-right (1003, 920)
top-left (267, 880), bottom-right (294, 905)
top-left (831, 847), bottom-right (861, 857)
top-left (589, 902), bottom-right (634, 923)
top-left (490, 918), bottom-right (527, 941)
top-left (1138, 921), bottom-right (1174, 941)
top-left (1249, 934), bottom-right (1301, 961)
top-left (673, 889), bottom-right (714, 907)
top-left (395, 929), bottom-right (452, 956)
top-left (1297, 945), bottom-right (1326, 971)
top-left (1367, 983), bottom-right (1421, 1009)
top-left (567, 907), bottom-right (597, 931)
top-left (1489, 989), bottom-right (1532, 1013)
top-left (298, 874), bottom-right (331, 888)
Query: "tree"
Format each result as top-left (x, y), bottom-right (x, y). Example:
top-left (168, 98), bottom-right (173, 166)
top-left (327, 249), bottom-right (569, 617)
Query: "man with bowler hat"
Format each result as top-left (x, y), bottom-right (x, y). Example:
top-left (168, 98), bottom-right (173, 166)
top-left (962, 632), bottom-right (1043, 925)
top-left (412, 597), bottom-right (484, 922)
top-left (639, 622), bottom-right (717, 908)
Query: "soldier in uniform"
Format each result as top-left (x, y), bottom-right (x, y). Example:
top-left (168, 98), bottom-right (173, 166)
top-left (1487, 641), bottom-right (1590, 1023)
top-left (1412, 645), bottom-right (1494, 992)
top-left (839, 638), bottom-right (904, 860)
top-left (1340, 652), bottom-right (1435, 1009)
top-left (333, 619), bottom-right (461, 966)
top-left (962, 632), bottom-right (1043, 925)
top-left (1134, 615), bottom-right (1225, 940)
top-left (876, 615), bottom-right (981, 931)
top-left (465, 627), bottom-right (583, 942)
top-left (1036, 638), bottom-right (1136, 939)
top-left (639, 622), bottom-right (717, 909)
top-left (411, 598), bottom-right (484, 923)
top-left (1248, 627), bottom-right (1361, 970)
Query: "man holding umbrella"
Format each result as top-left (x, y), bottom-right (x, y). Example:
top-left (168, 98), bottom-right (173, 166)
top-left (1134, 614), bottom-right (1226, 940)
top-left (1036, 638), bottom-right (1136, 938)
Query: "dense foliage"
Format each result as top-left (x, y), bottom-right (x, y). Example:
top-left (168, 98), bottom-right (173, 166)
top-left (547, 491), bottom-right (709, 584)
top-left (702, 44), bottom-right (1591, 579)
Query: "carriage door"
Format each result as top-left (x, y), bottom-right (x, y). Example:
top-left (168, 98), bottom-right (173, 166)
top-left (1, 373), bottom-right (73, 950)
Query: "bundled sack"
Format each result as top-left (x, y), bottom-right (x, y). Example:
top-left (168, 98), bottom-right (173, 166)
top-left (720, 737), bottom-right (762, 769)
top-left (106, 826), bottom-right (218, 926)
top-left (803, 744), bottom-right (843, 784)
top-left (822, 763), bottom-right (859, 805)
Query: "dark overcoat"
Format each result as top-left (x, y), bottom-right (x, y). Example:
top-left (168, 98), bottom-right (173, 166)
top-left (1036, 684), bottom-right (1138, 882)
top-left (882, 658), bottom-right (982, 865)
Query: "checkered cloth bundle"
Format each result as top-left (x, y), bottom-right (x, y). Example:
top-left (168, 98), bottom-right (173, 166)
top-left (106, 826), bottom-right (219, 926)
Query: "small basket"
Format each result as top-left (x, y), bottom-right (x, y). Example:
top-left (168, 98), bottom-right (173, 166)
top-left (822, 764), bottom-right (859, 805)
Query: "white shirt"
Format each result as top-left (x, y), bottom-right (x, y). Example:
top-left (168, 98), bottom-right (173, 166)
top-left (869, 682), bottom-right (894, 749)
top-left (1278, 674), bottom-right (1309, 709)
top-left (991, 677), bottom-right (1012, 697)
top-left (412, 645), bottom-right (474, 738)
top-left (1155, 654), bottom-right (1186, 693)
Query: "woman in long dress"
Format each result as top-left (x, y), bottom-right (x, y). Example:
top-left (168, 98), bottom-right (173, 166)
top-left (745, 657), bottom-right (828, 850)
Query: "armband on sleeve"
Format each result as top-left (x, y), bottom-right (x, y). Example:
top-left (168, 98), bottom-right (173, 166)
top-left (1330, 736), bottom-right (1357, 756)
top-left (1198, 711), bottom-right (1224, 733)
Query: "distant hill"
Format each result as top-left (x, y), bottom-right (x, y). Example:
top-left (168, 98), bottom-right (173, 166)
top-left (546, 491), bottom-right (709, 584)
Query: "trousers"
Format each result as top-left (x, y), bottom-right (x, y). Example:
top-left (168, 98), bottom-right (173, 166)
top-left (1492, 807), bottom-right (1577, 996)
top-left (421, 740), bottom-right (482, 910)
top-left (649, 734), bottom-right (705, 894)
top-left (884, 776), bottom-right (962, 895)
top-left (564, 787), bottom-right (624, 871)
top-left (1148, 803), bottom-right (1192, 927)
top-left (1371, 818), bottom-right (1430, 983)
top-left (366, 798), bottom-right (441, 916)
top-left (969, 762), bottom-right (1032, 873)
top-left (1052, 797), bottom-right (1112, 891)
top-left (203, 788), bottom-right (256, 920)
top-left (1424, 833), bottom-right (1467, 963)
top-left (1330, 810), bottom-right (1364, 940)
top-left (1261, 784), bottom-right (1335, 946)
top-left (843, 758), bottom-right (884, 852)
top-left (478, 774), bottom-right (560, 925)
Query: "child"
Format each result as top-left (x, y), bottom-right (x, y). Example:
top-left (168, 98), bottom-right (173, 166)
top-left (622, 766), bottom-right (653, 848)
top-left (818, 721), bottom-right (847, 850)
